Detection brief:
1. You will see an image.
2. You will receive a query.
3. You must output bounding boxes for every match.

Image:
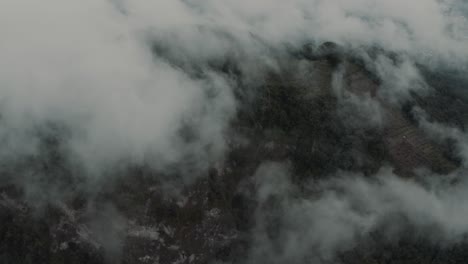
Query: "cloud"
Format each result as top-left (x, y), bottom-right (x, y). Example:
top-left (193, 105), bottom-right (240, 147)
top-left (413, 107), bottom-right (468, 167)
top-left (249, 163), bottom-right (468, 263)
top-left (0, 0), bottom-right (466, 177)
top-left (0, 0), bottom-right (236, 183)
top-left (0, 1), bottom-right (468, 263)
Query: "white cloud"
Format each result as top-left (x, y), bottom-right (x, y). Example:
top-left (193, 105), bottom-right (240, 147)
top-left (250, 163), bottom-right (468, 263)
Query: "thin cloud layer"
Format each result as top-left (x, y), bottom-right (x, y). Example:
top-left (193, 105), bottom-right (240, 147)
top-left (0, 1), bottom-right (467, 262)
top-left (0, 0), bottom-right (236, 178)
top-left (0, 0), bottom-right (466, 178)
top-left (250, 163), bottom-right (468, 263)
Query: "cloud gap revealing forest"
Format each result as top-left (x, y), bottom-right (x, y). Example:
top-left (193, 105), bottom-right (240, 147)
top-left (1, 1), bottom-right (468, 263)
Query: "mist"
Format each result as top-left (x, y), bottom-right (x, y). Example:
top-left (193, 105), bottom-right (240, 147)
top-left (249, 163), bottom-right (468, 263)
top-left (0, 0), bottom-right (468, 263)
top-left (1, 0), bottom-right (467, 178)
